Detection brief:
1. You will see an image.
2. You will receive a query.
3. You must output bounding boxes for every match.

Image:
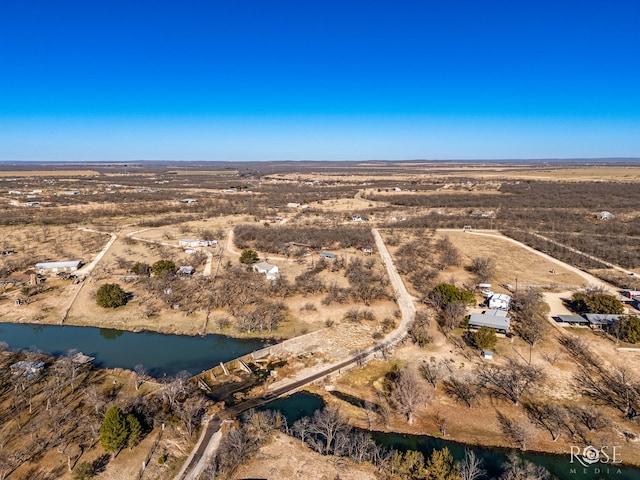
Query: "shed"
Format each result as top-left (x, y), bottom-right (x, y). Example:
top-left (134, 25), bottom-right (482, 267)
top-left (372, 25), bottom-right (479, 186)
top-left (481, 350), bottom-right (494, 360)
top-left (596, 211), bottom-right (614, 220)
top-left (320, 252), bottom-right (337, 259)
top-left (468, 310), bottom-right (510, 332)
top-left (178, 266), bottom-right (195, 275)
top-left (35, 260), bottom-right (82, 274)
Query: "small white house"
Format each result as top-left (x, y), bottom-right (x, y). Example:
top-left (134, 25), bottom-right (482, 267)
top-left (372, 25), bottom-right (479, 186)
top-left (253, 261), bottom-right (280, 280)
top-left (488, 293), bottom-right (511, 310)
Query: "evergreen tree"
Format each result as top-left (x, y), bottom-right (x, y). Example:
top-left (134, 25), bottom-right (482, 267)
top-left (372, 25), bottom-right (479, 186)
top-left (472, 326), bottom-right (498, 350)
top-left (427, 447), bottom-right (459, 480)
top-left (239, 249), bottom-right (259, 264)
top-left (100, 406), bottom-right (129, 456)
top-left (127, 414), bottom-right (142, 449)
top-left (72, 461), bottom-right (94, 480)
top-left (151, 259), bottom-right (176, 277)
top-left (95, 283), bottom-right (127, 308)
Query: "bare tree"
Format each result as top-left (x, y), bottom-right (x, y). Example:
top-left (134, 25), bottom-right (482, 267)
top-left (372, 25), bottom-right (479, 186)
top-left (569, 405), bottom-right (606, 432)
top-left (477, 359), bottom-right (545, 405)
top-left (434, 411), bottom-right (449, 435)
top-left (162, 371), bottom-right (190, 411)
top-left (389, 367), bottom-right (430, 424)
top-left (133, 364), bottom-right (147, 391)
top-left (575, 365), bottom-right (640, 419)
top-left (458, 449), bottom-right (485, 480)
top-left (309, 407), bottom-right (350, 455)
top-left (515, 316), bottom-right (546, 364)
top-left (436, 236), bottom-right (461, 270)
top-left (419, 358), bottom-right (442, 388)
top-left (292, 417), bottom-right (311, 445)
top-left (524, 401), bottom-right (567, 441)
top-left (438, 301), bottom-right (468, 330)
top-left (497, 413), bottom-right (535, 451)
top-left (500, 452), bottom-right (551, 480)
top-left (178, 396), bottom-right (206, 438)
top-left (469, 256), bottom-right (496, 283)
top-left (443, 375), bottom-right (479, 408)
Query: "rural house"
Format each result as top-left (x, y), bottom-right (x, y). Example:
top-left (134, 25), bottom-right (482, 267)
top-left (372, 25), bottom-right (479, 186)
top-left (488, 293), bottom-right (511, 310)
top-left (468, 309), bottom-right (510, 333)
top-left (253, 261), bottom-right (279, 280)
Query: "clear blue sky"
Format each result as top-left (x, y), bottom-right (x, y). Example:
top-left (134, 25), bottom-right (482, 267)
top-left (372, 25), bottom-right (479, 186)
top-left (1, 0), bottom-right (639, 161)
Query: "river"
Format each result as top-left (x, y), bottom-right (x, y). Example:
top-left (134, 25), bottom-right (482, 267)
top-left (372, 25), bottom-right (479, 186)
top-left (0, 322), bottom-right (270, 377)
top-left (262, 392), bottom-right (640, 480)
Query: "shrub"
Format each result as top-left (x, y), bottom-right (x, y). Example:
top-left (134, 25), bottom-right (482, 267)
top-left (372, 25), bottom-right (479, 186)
top-left (151, 259), bottom-right (176, 277)
top-left (472, 326), bottom-right (498, 350)
top-left (96, 283), bottom-right (127, 308)
top-left (131, 261), bottom-right (151, 276)
top-left (239, 249), bottom-right (259, 264)
top-left (571, 291), bottom-right (624, 314)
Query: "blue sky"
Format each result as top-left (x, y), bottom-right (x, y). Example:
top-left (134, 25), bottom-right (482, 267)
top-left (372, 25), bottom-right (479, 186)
top-left (1, 0), bottom-right (639, 161)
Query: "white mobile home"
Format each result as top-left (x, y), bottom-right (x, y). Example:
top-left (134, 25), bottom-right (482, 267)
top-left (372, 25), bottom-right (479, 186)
top-left (488, 293), bottom-right (511, 310)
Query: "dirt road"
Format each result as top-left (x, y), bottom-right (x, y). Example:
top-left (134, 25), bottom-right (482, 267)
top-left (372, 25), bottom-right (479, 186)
top-left (175, 228), bottom-right (417, 479)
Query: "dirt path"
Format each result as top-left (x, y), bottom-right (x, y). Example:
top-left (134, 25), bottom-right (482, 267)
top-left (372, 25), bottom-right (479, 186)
top-left (61, 228), bottom-right (118, 323)
top-left (439, 229), bottom-right (615, 292)
top-left (530, 231), bottom-right (635, 275)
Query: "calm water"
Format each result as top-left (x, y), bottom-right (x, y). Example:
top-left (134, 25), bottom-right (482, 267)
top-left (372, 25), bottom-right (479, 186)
top-left (0, 322), bottom-right (270, 377)
top-left (264, 392), bottom-right (640, 480)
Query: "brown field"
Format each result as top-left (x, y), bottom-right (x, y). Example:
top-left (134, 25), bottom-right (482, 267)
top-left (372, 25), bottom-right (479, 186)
top-left (0, 170), bottom-right (100, 176)
top-left (2, 160), bottom-right (640, 478)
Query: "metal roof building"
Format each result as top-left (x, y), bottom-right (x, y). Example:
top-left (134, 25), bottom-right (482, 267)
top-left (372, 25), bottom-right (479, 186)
top-left (35, 260), bottom-right (82, 274)
top-left (468, 309), bottom-right (510, 332)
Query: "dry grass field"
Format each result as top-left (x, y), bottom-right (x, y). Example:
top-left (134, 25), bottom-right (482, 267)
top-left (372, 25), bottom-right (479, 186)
top-left (2, 161), bottom-right (640, 478)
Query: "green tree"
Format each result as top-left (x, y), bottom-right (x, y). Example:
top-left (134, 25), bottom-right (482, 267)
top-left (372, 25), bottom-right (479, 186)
top-left (621, 316), bottom-right (640, 343)
top-left (430, 283), bottom-right (476, 308)
top-left (571, 292), bottom-right (624, 314)
top-left (100, 406), bottom-right (129, 456)
top-left (72, 461), bottom-right (94, 480)
top-left (427, 447), bottom-right (459, 480)
top-left (390, 450), bottom-right (428, 479)
top-left (239, 249), bottom-right (259, 264)
top-left (472, 326), bottom-right (497, 350)
top-left (96, 283), bottom-right (127, 308)
top-left (151, 259), bottom-right (176, 277)
top-left (127, 414), bottom-right (143, 449)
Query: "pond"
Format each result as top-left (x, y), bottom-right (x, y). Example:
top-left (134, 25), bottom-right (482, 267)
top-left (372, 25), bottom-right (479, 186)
top-left (0, 322), bottom-right (270, 377)
top-left (263, 392), bottom-right (640, 480)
